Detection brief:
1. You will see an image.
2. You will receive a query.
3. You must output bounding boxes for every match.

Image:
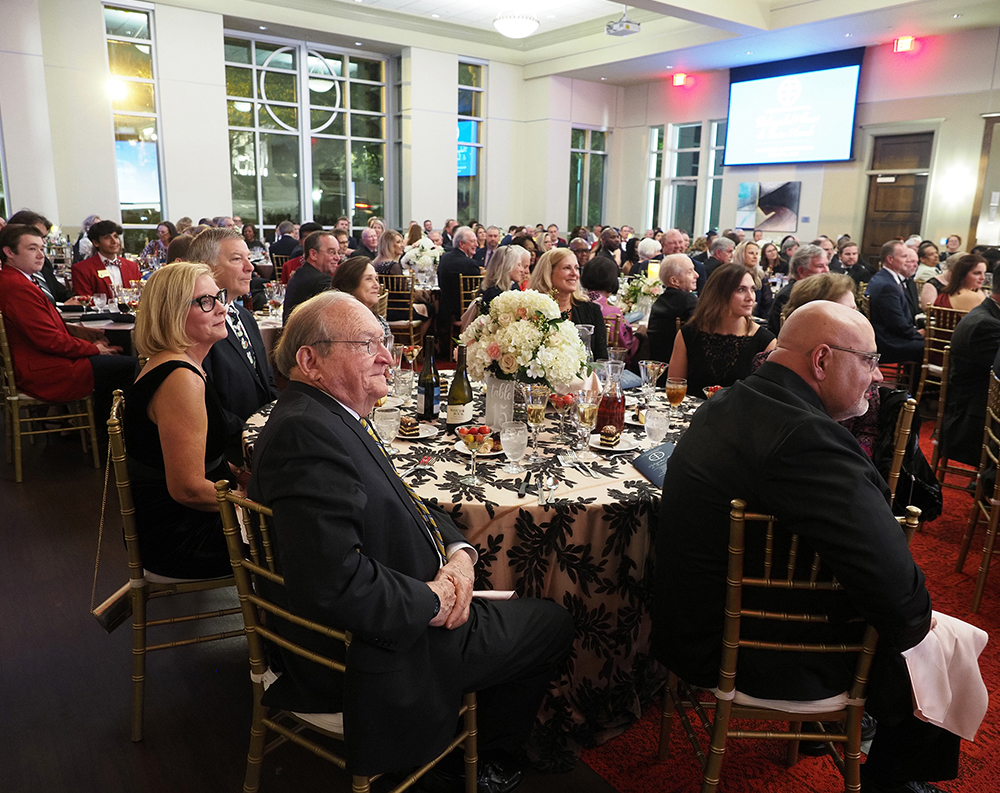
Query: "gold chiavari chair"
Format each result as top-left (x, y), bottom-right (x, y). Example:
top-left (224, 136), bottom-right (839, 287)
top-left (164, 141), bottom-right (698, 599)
top-left (377, 286), bottom-right (389, 319)
top-left (0, 311), bottom-right (100, 482)
top-left (270, 254), bottom-right (289, 281)
top-left (887, 397), bottom-right (917, 512)
top-left (448, 273), bottom-right (483, 356)
top-left (107, 392), bottom-right (242, 741)
top-left (659, 498), bottom-right (921, 793)
top-left (956, 371), bottom-right (1000, 612)
top-left (930, 346), bottom-right (979, 492)
top-left (855, 281), bottom-right (868, 310)
top-left (383, 273), bottom-right (423, 347)
top-left (858, 293), bottom-right (871, 319)
top-left (215, 482), bottom-right (478, 793)
top-left (914, 305), bottom-right (966, 404)
top-left (604, 314), bottom-right (622, 349)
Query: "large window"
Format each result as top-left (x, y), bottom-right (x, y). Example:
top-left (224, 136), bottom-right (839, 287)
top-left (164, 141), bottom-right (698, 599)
top-left (104, 4), bottom-right (165, 254)
top-left (457, 62), bottom-right (484, 225)
top-left (647, 121), bottom-right (726, 235)
top-left (569, 128), bottom-right (607, 228)
top-left (225, 34), bottom-right (387, 238)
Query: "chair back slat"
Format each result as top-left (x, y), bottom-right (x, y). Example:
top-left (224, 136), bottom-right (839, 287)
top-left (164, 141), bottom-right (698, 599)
top-left (0, 312), bottom-right (18, 400)
top-left (887, 398), bottom-right (917, 505)
top-left (108, 391), bottom-right (145, 585)
top-left (459, 274), bottom-right (481, 316)
top-left (604, 314), bottom-right (622, 348)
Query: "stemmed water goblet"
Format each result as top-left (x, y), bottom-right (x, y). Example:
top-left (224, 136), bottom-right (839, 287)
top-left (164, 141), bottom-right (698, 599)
top-left (573, 389), bottom-right (601, 462)
top-left (500, 421), bottom-right (528, 474)
top-left (268, 283), bottom-right (284, 315)
top-left (373, 407), bottom-right (401, 456)
top-left (638, 360), bottom-right (667, 407)
top-left (644, 408), bottom-right (668, 448)
top-left (524, 385), bottom-right (551, 463)
top-left (664, 377), bottom-right (688, 429)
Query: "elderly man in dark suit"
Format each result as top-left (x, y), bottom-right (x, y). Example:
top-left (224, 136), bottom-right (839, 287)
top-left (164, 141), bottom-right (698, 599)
top-left (941, 283), bottom-right (1000, 466)
top-left (282, 230), bottom-right (341, 323)
top-left (647, 253), bottom-right (698, 366)
top-left (248, 292), bottom-right (572, 789)
top-left (188, 228), bottom-right (278, 465)
top-left (867, 240), bottom-right (925, 364)
top-left (437, 225), bottom-right (482, 332)
top-left (269, 220), bottom-right (299, 258)
top-left (653, 301), bottom-right (960, 793)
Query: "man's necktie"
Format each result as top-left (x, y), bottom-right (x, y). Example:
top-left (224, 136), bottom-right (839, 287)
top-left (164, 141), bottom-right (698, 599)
top-left (33, 274), bottom-right (56, 305)
top-left (227, 305), bottom-right (257, 367)
top-left (360, 417), bottom-right (447, 564)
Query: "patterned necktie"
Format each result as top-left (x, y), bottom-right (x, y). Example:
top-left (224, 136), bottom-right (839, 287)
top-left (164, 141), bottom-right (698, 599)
top-left (360, 417), bottom-right (447, 564)
top-left (33, 274), bottom-right (56, 305)
top-left (227, 305), bottom-right (257, 367)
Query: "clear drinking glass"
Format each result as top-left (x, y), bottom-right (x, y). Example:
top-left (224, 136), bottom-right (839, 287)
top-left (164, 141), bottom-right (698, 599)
top-left (524, 385), bottom-right (551, 463)
top-left (93, 294), bottom-right (108, 312)
top-left (638, 360), bottom-right (668, 406)
top-left (500, 421), bottom-right (528, 474)
top-left (664, 377), bottom-right (688, 429)
top-left (373, 407), bottom-right (401, 455)
top-left (393, 370), bottom-right (414, 404)
top-left (644, 408), bottom-right (668, 447)
top-left (574, 389), bottom-right (601, 462)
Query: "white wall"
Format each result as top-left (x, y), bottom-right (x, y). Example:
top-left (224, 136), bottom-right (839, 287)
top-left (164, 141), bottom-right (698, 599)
top-left (155, 5), bottom-right (232, 222)
top-left (0, 0), bottom-right (61, 221)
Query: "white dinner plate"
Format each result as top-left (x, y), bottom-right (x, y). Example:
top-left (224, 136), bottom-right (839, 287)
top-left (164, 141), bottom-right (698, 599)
top-left (589, 433), bottom-right (642, 452)
top-left (624, 394), bottom-right (638, 407)
top-left (625, 408), bottom-right (668, 427)
top-left (396, 423), bottom-right (439, 441)
top-left (453, 439), bottom-right (505, 457)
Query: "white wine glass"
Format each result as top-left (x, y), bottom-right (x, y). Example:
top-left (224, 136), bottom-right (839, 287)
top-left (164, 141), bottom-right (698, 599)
top-left (644, 408), bottom-right (668, 448)
top-left (524, 385), bottom-right (551, 463)
top-left (373, 407), bottom-right (401, 456)
top-left (500, 421), bottom-right (528, 474)
top-left (574, 389), bottom-right (601, 462)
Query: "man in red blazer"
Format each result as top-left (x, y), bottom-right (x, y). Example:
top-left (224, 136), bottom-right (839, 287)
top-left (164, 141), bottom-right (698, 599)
top-left (0, 224), bottom-right (136, 421)
top-left (71, 219), bottom-right (141, 300)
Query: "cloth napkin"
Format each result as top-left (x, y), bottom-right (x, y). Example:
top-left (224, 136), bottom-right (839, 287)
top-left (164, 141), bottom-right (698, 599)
top-left (901, 610), bottom-right (989, 741)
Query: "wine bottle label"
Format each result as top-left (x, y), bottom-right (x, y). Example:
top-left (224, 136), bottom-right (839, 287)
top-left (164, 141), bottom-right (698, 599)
top-left (447, 402), bottom-right (474, 425)
top-left (416, 385), bottom-right (441, 417)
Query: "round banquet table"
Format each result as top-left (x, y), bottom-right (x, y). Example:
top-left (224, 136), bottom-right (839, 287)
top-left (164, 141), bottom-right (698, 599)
top-left (242, 377), bottom-right (699, 769)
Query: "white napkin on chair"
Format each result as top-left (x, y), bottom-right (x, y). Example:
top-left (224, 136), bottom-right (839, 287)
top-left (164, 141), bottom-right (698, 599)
top-left (901, 611), bottom-right (989, 741)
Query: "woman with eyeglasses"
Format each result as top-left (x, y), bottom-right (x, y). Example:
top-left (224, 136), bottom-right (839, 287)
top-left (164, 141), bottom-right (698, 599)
top-left (124, 262), bottom-right (236, 579)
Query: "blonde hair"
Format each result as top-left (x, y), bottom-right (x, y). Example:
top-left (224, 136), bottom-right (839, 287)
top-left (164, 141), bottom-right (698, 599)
top-left (733, 240), bottom-right (763, 289)
top-left (134, 262), bottom-right (215, 357)
top-left (529, 248), bottom-right (589, 304)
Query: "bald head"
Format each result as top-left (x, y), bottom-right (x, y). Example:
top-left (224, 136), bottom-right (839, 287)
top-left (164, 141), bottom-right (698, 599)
top-left (769, 302), bottom-right (882, 421)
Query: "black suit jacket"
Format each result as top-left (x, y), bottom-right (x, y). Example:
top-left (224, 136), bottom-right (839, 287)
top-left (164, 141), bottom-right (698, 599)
top-left (247, 383), bottom-right (507, 774)
top-left (647, 288), bottom-right (697, 366)
top-left (269, 235), bottom-right (297, 258)
top-left (943, 297), bottom-right (1000, 465)
top-left (652, 362), bottom-right (931, 707)
top-left (437, 248), bottom-right (481, 328)
top-left (41, 258), bottom-right (71, 303)
top-left (282, 262), bottom-right (331, 324)
top-left (203, 304), bottom-right (278, 463)
top-left (867, 268), bottom-right (925, 363)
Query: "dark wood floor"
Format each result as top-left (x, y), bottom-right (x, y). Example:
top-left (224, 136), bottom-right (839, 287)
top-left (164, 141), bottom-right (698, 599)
top-left (0, 431), bottom-right (618, 793)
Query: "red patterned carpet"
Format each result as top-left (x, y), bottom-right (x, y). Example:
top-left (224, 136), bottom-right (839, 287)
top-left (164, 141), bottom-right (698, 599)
top-left (582, 423), bottom-right (1000, 793)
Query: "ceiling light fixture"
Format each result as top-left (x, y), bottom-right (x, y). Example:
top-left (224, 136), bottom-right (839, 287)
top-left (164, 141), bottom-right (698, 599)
top-left (431, 13), bottom-right (439, 17)
top-left (355, 41), bottom-right (363, 46)
top-left (493, 12), bottom-right (539, 38)
top-left (953, 14), bottom-right (962, 19)
top-left (673, 73), bottom-right (687, 87)
top-left (893, 36), bottom-right (915, 52)
top-left (259, 25), bottom-right (267, 30)
top-left (845, 33), bottom-right (852, 37)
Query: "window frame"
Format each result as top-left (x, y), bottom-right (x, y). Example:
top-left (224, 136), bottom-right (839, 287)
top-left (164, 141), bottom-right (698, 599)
top-left (103, 1), bottom-right (167, 255)
top-left (569, 127), bottom-right (608, 228)
top-left (457, 60), bottom-right (486, 225)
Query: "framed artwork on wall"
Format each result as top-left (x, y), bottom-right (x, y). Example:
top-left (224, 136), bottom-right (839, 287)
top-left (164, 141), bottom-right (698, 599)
top-left (736, 181), bottom-right (801, 232)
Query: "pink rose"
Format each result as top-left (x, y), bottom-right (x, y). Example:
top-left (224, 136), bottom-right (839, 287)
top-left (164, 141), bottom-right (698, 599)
top-left (487, 342), bottom-right (501, 360)
top-left (516, 307), bottom-right (528, 319)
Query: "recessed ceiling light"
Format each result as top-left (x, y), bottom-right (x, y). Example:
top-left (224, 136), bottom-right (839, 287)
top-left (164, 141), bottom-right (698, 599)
top-left (600, 77), bottom-right (606, 81)
top-left (953, 13), bottom-right (962, 18)
top-left (845, 33), bottom-right (852, 37)
top-left (546, 14), bottom-right (555, 18)
top-left (746, 51), bottom-right (752, 55)
top-left (259, 25), bottom-right (267, 30)
top-left (666, 65), bottom-right (673, 69)
top-left (431, 13), bottom-right (439, 17)
top-left (355, 41), bottom-right (363, 46)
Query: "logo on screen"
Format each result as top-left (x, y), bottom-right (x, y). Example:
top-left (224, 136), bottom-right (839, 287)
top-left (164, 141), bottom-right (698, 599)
top-left (776, 77), bottom-right (802, 107)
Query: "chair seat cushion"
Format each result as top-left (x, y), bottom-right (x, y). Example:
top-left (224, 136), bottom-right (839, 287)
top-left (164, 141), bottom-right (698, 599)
top-left (388, 320), bottom-right (422, 330)
top-left (259, 666), bottom-right (344, 736)
top-left (142, 569), bottom-right (232, 584)
top-left (714, 687), bottom-right (849, 714)
top-left (926, 364), bottom-right (942, 376)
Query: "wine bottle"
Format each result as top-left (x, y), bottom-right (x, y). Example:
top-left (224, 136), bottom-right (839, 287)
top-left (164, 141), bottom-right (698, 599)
top-left (416, 335), bottom-right (440, 420)
top-left (447, 344), bottom-right (474, 433)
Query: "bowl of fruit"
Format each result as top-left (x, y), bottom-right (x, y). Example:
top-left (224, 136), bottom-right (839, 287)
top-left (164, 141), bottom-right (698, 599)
top-left (703, 385), bottom-right (722, 399)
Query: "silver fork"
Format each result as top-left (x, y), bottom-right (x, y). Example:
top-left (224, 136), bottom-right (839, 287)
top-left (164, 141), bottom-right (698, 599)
top-left (400, 454), bottom-right (432, 477)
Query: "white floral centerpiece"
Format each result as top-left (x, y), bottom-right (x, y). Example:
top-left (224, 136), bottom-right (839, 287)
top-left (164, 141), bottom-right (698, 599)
top-left (618, 271), bottom-right (664, 313)
top-left (401, 236), bottom-right (444, 271)
top-left (459, 289), bottom-right (588, 389)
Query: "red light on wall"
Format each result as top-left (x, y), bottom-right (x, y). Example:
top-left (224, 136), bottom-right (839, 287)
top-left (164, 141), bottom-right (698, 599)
top-left (672, 73), bottom-right (687, 86)
top-left (893, 36), bottom-right (915, 52)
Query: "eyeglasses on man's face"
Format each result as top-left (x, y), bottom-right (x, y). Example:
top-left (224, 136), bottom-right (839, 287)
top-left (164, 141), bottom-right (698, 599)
top-left (190, 290), bottom-right (227, 312)
top-left (309, 333), bottom-right (393, 357)
top-left (826, 343), bottom-right (881, 372)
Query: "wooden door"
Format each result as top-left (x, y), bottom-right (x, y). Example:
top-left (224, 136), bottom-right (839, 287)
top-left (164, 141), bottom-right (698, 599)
top-left (861, 133), bottom-right (933, 263)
